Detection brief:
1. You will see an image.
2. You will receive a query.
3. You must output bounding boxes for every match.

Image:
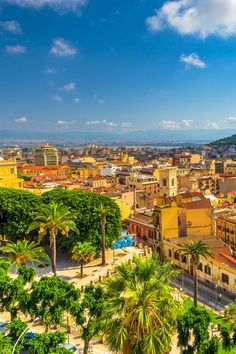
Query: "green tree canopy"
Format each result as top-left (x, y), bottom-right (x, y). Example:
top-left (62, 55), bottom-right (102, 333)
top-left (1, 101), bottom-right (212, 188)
top-left (0, 188), bottom-right (39, 241)
top-left (102, 254), bottom-right (179, 354)
top-left (0, 240), bottom-right (49, 269)
top-left (28, 201), bottom-right (78, 276)
top-left (0, 334), bottom-right (13, 354)
top-left (40, 189), bottom-right (121, 250)
top-left (177, 306), bottom-right (212, 354)
top-left (72, 241), bottom-right (97, 277)
top-left (28, 331), bottom-right (71, 354)
top-left (0, 188), bottom-right (121, 253)
top-left (30, 276), bottom-right (82, 332)
top-left (79, 285), bottom-right (105, 354)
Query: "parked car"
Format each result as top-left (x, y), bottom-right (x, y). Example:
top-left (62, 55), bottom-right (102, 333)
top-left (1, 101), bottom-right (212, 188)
top-left (60, 343), bottom-right (79, 353)
top-left (0, 322), bottom-right (8, 336)
top-left (24, 332), bottom-right (36, 348)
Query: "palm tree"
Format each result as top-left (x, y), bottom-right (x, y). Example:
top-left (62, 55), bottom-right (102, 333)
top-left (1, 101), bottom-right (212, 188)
top-left (27, 202), bottom-right (78, 276)
top-left (102, 255), bottom-right (179, 354)
top-left (72, 241), bottom-right (97, 277)
top-left (180, 240), bottom-right (213, 307)
top-left (95, 204), bottom-right (112, 266)
top-left (0, 240), bottom-right (49, 269)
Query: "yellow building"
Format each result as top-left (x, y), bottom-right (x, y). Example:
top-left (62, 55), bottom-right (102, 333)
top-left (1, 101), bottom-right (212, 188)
top-left (190, 153), bottom-right (203, 164)
top-left (80, 156), bottom-right (96, 165)
top-left (35, 145), bottom-right (59, 166)
top-left (153, 193), bottom-right (213, 242)
top-left (0, 157), bottom-right (23, 189)
top-left (71, 166), bottom-right (98, 180)
top-left (158, 167), bottom-right (178, 197)
top-left (163, 235), bottom-right (236, 293)
top-left (227, 190), bottom-right (236, 204)
top-left (113, 198), bottom-right (131, 220)
top-left (225, 163), bottom-right (236, 175)
top-left (216, 212), bottom-right (236, 251)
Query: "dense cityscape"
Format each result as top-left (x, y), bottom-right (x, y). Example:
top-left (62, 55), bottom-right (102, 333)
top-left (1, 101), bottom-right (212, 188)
top-left (0, 141), bottom-right (235, 353)
top-left (2, 0), bottom-right (236, 353)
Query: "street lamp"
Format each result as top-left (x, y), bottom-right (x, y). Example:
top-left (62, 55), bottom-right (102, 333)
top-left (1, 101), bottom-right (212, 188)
top-left (111, 241), bottom-right (116, 264)
top-left (218, 293), bottom-right (222, 310)
top-left (12, 317), bottom-right (39, 354)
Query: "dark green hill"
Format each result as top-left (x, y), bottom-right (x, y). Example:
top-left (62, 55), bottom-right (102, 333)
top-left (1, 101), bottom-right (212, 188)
top-left (209, 134), bottom-right (236, 146)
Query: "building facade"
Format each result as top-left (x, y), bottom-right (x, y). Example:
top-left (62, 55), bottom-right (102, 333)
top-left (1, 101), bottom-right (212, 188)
top-left (0, 157), bottom-right (23, 189)
top-left (35, 145), bottom-right (59, 166)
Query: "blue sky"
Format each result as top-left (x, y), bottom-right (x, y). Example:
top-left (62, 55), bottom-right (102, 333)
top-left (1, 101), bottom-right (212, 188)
top-left (1, 0), bottom-right (236, 139)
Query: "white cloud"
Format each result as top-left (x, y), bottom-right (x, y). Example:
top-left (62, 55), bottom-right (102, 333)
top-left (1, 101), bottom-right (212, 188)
top-left (93, 94), bottom-right (105, 104)
top-left (2, 0), bottom-right (88, 14)
top-left (15, 116), bottom-right (27, 123)
top-left (86, 120), bottom-right (100, 125)
top-left (57, 119), bottom-right (77, 126)
top-left (74, 97), bottom-right (81, 103)
top-left (182, 119), bottom-right (193, 127)
top-left (122, 122), bottom-right (133, 128)
top-left (62, 82), bottom-right (76, 91)
top-left (52, 95), bottom-right (62, 102)
top-left (50, 38), bottom-right (77, 57)
top-left (225, 115), bottom-right (236, 123)
top-left (5, 44), bottom-right (27, 54)
top-left (159, 119), bottom-right (193, 129)
top-left (146, 0), bottom-right (236, 38)
top-left (86, 119), bottom-right (117, 127)
top-left (159, 120), bottom-right (180, 129)
top-left (45, 67), bottom-right (56, 74)
top-left (180, 53), bottom-right (206, 69)
top-left (0, 20), bottom-right (22, 34)
top-left (205, 120), bottom-right (219, 130)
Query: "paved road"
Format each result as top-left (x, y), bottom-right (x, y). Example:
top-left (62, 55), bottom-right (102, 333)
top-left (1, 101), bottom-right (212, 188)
top-left (172, 271), bottom-right (236, 311)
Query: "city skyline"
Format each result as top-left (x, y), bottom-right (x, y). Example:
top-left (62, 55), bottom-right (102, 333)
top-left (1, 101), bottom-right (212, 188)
top-left (1, 0), bottom-right (236, 140)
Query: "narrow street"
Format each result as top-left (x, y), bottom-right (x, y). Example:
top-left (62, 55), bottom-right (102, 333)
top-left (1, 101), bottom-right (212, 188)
top-left (172, 271), bottom-right (236, 310)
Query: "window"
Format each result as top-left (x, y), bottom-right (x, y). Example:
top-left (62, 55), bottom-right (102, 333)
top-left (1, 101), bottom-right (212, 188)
top-left (222, 273), bottom-right (229, 284)
top-left (162, 178), bottom-right (167, 187)
top-left (174, 251), bottom-right (180, 261)
top-left (11, 168), bottom-right (14, 174)
top-left (181, 256), bottom-right (187, 264)
top-left (204, 265), bottom-right (211, 275)
top-left (168, 249), bottom-right (172, 257)
top-left (171, 178), bottom-right (175, 187)
top-left (198, 263), bottom-right (203, 271)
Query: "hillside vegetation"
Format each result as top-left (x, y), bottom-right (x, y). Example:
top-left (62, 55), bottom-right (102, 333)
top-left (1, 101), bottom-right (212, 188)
top-left (209, 134), bottom-right (236, 146)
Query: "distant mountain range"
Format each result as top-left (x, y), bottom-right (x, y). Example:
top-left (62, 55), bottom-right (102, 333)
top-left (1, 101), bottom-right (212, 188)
top-left (0, 128), bottom-right (234, 144)
top-left (209, 134), bottom-right (236, 146)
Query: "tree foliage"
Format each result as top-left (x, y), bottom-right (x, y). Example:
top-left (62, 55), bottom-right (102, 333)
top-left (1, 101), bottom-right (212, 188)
top-left (0, 188), bottom-right (121, 252)
top-left (102, 255), bottom-right (179, 354)
top-left (221, 326), bottom-right (231, 350)
top-left (0, 334), bottom-right (13, 354)
top-left (0, 261), bottom-right (36, 320)
top-left (72, 241), bottom-right (97, 277)
top-left (40, 189), bottom-right (121, 250)
top-left (180, 241), bottom-right (212, 307)
top-left (30, 276), bottom-right (82, 331)
top-left (0, 188), bottom-right (39, 241)
top-left (177, 306), bottom-right (212, 354)
top-left (28, 201), bottom-right (78, 275)
top-left (28, 331), bottom-right (71, 354)
top-left (79, 285), bottom-right (105, 354)
top-left (0, 240), bottom-right (49, 268)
